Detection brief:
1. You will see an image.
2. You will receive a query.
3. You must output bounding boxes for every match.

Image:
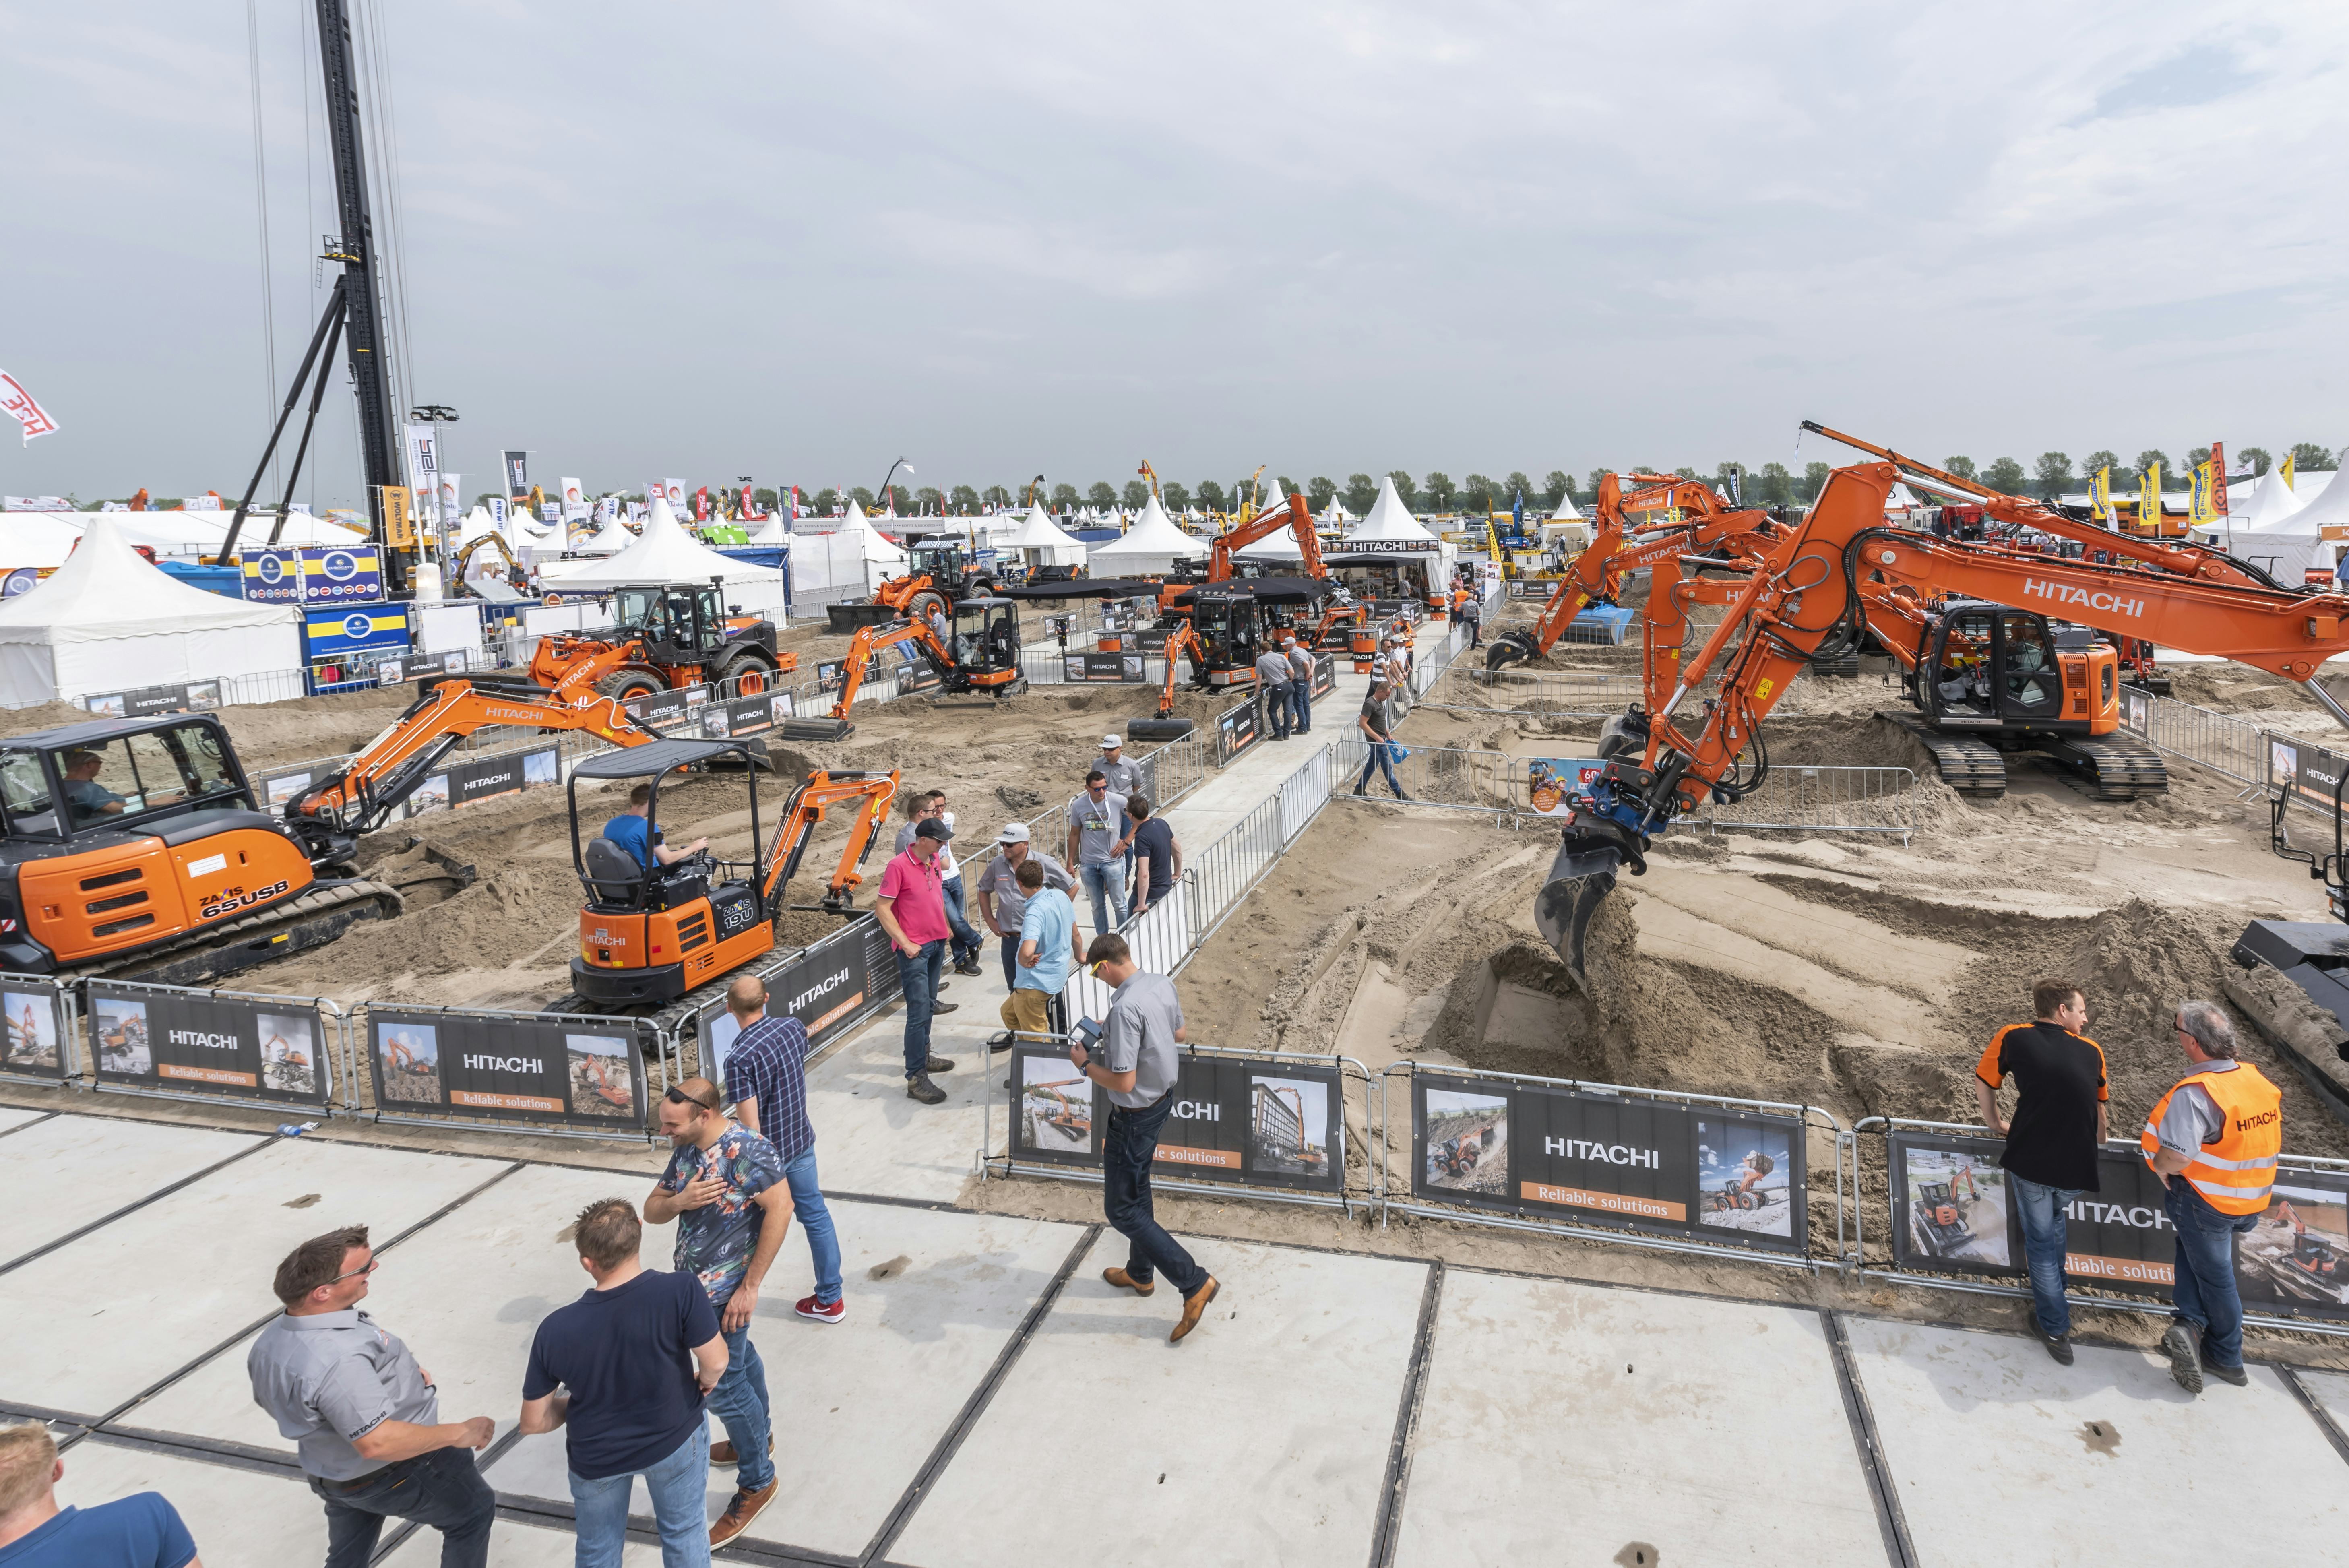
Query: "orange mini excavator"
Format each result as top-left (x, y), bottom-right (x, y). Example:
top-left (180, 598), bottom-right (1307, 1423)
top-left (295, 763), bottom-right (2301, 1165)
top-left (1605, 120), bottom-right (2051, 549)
top-left (561, 738), bottom-right (899, 1017)
top-left (777, 595), bottom-right (1025, 743)
top-left (527, 581), bottom-right (793, 704)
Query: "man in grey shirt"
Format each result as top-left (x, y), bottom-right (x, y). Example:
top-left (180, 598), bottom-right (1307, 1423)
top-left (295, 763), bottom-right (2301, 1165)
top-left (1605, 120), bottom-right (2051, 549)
top-left (1283, 636), bottom-right (1316, 733)
top-left (1254, 646), bottom-right (1295, 740)
top-left (1066, 771), bottom-right (1131, 938)
top-left (974, 821), bottom-right (1074, 996)
top-left (1095, 735), bottom-right (1145, 800)
top-left (1071, 933), bottom-right (1219, 1343)
top-left (248, 1225), bottom-right (498, 1568)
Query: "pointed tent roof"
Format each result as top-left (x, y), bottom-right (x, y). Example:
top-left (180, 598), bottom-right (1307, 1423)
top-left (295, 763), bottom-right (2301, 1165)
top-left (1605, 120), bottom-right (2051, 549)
top-left (1321, 497), bottom-right (1351, 525)
top-left (1008, 501), bottom-right (1087, 563)
top-left (835, 501), bottom-right (908, 567)
top-left (746, 509), bottom-right (791, 546)
top-left (541, 498), bottom-right (779, 586)
top-left (570, 511), bottom-right (637, 556)
top-left (1090, 494), bottom-right (1200, 573)
top-left (1550, 494), bottom-right (1583, 521)
top-left (1886, 482), bottom-right (1924, 512)
top-left (2286, 463), bottom-right (2349, 533)
top-left (0, 515), bottom-right (294, 637)
top-left (1349, 476), bottom-right (1440, 543)
top-left (2235, 472), bottom-right (2309, 533)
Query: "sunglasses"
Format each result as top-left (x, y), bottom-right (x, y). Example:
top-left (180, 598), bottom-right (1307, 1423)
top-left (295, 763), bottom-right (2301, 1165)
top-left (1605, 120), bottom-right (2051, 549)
top-left (664, 1086), bottom-right (717, 1110)
top-left (331, 1257), bottom-right (379, 1284)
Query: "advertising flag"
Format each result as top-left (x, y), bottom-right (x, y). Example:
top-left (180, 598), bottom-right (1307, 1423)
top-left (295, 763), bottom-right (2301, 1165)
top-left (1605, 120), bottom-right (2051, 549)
top-left (663, 479), bottom-right (686, 510)
top-left (403, 425), bottom-right (441, 524)
top-left (2211, 442), bottom-right (2230, 518)
top-left (502, 450), bottom-right (529, 498)
top-left (645, 481), bottom-right (663, 514)
top-left (2141, 461), bottom-right (2160, 529)
top-left (2283, 452), bottom-right (2297, 490)
top-left (2191, 454), bottom-right (2217, 525)
top-left (437, 474), bottom-right (461, 523)
top-left (694, 485), bottom-right (710, 522)
top-left (0, 370), bottom-right (58, 444)
top-left (559, 477), bottom-right (587, 521)
top-left (2088, 465), bottom-right (2111, 522)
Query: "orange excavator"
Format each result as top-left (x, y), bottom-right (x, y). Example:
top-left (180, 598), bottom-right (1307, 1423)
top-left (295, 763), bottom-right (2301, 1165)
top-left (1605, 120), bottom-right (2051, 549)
top-left (1537, 457), bottom-right (2349, 992)
top-left (777, 596), bottom-right (1025, 743)
top-left (528, 581), bottom-right (792, 704)
top-left (561, 738), bottom-right (900, 1024)
top-left (1023, 1076), bottom-right (1095, 1144)
top-left (1484, 473), bottom-right (1741, 670)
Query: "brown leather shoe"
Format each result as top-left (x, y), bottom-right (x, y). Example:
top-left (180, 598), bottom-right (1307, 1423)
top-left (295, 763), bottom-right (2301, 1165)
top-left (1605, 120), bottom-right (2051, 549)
top-left (709, 1434), bottom-right (773, 1466)
top-left (710, 1479), bottom-right (778, 1547)
top-left (1103, 1266), bottom-right (1154, 1297)
top-left (1170, 1276), bottom-right (1220, 1343)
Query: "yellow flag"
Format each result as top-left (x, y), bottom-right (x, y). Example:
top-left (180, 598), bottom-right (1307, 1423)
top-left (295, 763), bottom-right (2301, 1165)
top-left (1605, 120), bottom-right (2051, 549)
top-left (2283, 452), bottom-right (2297, 490)
top-left (2089, 465), bottom-right (2111, 521)
top-left (2190, 458), bottom-right (2217, 524)
top-left (2141, 461), bottom-right (2160, 529)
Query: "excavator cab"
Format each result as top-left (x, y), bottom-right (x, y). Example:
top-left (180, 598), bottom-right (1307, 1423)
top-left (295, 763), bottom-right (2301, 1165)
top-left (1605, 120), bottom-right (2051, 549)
top-left (535, 581), bottom-right (784, 703)
top-left (1186, 587), bottom-right (1265, 688)
top-left (1915, 602), bottom-right (2117, 735)
top-left (907, 542), bottom-right (968, 586)
top-left (612, 583), bottom-right (733, 666)
top-left (946, 596), bottom-right (1024, 684)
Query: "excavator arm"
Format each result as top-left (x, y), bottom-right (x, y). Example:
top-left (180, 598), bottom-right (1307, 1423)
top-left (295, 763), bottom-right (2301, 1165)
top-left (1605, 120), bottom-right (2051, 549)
top-left (1538, 460), bottom-right (2349, 992)
top-left (817, 620), bottom-right (959, 721)
top-left (1486, 475), bottom-right (1735, 669)
top-left (758, 769), bottom-right (900, 911)
top-left (1206, 494), bottom-right (1324, 583)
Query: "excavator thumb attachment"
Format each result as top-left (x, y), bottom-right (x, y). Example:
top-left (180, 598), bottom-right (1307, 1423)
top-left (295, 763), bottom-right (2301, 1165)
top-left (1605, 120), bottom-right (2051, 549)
top-left (1128, 715), bottom-right (1195, 740)
top-left (1484, 630), bottom-right (1536, 671)
top-left (780, 717), bottom-right (857, 742)
top-left (1535, 817), bottom-right (1645, 995)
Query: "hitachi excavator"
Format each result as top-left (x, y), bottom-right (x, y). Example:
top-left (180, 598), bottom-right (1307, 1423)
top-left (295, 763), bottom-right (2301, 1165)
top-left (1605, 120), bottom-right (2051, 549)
top-left (1537, 457), bottom-right (2349, 994)
top-left (1485, 473), bottom-right (1743, 670)
top-left (528, 581), bottom-right (791, 703)
top-left (558, 739), bottom-right (899, 1028)
top-left (777, 596), bottom-right (1025, 743)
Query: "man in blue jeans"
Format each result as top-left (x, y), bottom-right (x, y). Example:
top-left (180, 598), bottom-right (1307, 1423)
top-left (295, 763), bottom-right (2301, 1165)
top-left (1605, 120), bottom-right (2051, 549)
top-left (719, 975), bottom-right (845, 1325)
top-left (876, 819), bottom-right (960, 1105)
top-left (2142, 1001), bottom-right (2283, 1394)
top-left (1065, 771), bottom-right (1131, 937)
top-left (520, 1199), bottom-right (728, 1566)
top-left (1975, 979), bottom-right (2108, 1364)
top-left (1071, 934), bottom-right (1221, 1343)
top-left (645, 1079), bottom-right (792, 1547)
top-left (1353, 684), bottom-right (1408, 799)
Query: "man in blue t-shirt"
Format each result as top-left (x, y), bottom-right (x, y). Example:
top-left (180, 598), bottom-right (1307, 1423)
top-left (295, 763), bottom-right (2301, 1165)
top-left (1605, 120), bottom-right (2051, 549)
top-left (519, 1199), bottom-right (726, 1563)
top-left (0, 1422), bottom-right (198, 1568)
top-left (603, 784), bottom-right (708, 871)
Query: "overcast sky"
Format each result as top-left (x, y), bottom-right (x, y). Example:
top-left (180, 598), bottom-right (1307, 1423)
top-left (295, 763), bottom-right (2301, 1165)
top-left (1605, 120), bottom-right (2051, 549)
top-left (6, 1), bottom-right (2345, 506)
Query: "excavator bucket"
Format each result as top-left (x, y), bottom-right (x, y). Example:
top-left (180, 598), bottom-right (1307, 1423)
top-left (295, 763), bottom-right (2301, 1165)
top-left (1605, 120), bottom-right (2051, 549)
top-left (780, 717), bottom-right (856, 742)
top-left (1128, 715), bottom-right (1195, 740)
top-left (1533, 818), bottom-right (1643, 995)
top-left (1484, 630), bottom-right (1536, 671)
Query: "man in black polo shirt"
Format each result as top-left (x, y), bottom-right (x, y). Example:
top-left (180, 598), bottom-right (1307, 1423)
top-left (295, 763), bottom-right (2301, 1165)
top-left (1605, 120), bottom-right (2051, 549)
top-left (1975, 979), bottom-right (2109, 1364)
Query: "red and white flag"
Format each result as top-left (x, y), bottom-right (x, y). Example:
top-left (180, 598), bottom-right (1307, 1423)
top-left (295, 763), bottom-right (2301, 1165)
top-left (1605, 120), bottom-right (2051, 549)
top-left (0, 371), bottom-right (57, 444)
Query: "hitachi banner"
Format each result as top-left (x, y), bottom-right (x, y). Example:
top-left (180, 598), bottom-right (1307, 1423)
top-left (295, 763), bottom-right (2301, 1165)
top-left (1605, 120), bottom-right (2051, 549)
top-left (369, 1008), bottom-right (647, 1127)
top-left (87, 984), bottom-right (330, 1107)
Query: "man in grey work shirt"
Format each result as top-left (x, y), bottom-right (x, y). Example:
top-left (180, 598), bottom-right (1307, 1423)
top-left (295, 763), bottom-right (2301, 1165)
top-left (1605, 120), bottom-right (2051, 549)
top-left (1096, 737), bottom-right (1145, 901)
top-left (247, 1224), bottom-right (498, 1568)
top-left (1254, 646), bottom-right (1295, 740)
top-left (1066, 771), bottom-right (1131, 938)
top-left (1283, 636), bottom-right (1316, 734)
top-left (975, 821), bottom-right (1074, 999)
top-left (1071, 933), bottom-right (1220, 1343)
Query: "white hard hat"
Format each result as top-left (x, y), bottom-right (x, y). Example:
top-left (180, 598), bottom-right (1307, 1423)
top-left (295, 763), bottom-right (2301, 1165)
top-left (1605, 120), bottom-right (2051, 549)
top-left (1100, 734), bottom-right (1122, 748)
top-left (997, 822), bottom-right (1031, 844)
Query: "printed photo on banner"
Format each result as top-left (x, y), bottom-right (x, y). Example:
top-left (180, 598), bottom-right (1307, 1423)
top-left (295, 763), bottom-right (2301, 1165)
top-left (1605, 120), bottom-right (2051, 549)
top-left (186, 680), bottom-right (221, 709)
top-left (93, 997), bottom-right (151, 1076)
top-left (258, 1014), bottom-right (319, 1097)
top-left (1902, 1144), bottom-right (2010, 1268)
top-left (1018, 1054), bottom-right (1098, 1157)
top-left (1121, 655), bottom-right (1144, 681)
top-left (1695, 1118), bottom-right (1793, 1239)
top-left (85, 693), bottom-right (126, 719)
top-left (409, 775), bottom-right (450, 816)
top-left (2, 992), bottom-right (58, 1072)
top-left (523, 750), bottom-right (559, 788)
top-left (265, 772), bottom-right (313, 808)
top-left (700, 1007), bottom-right (743, 1091)
top-left (769, 694), bottom-right (792, 727)
top-left (1526, 759), bottom-right (1604, 816)
top-left (2239, 1176), bottom-right (2349, 1312)
top-left (2272, 739), bottom-right (2301, 794)
top-left (1423, 1088), bottom-right (1509, 1196)
top-left (378, 1022), bottom-right (442, 1105)
top-left (1248, 1074), bottom-right (1332, 1178)
top-left (700, 706), bottom-right (731, 739)
top-left (566, 1033), bottom-right (635, 1118)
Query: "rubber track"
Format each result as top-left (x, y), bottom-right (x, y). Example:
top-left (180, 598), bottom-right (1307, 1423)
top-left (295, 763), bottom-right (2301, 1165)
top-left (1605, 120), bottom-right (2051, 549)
top-left (2041, 734), bottom-right (2169, 800)
top-left (61, 879), bottom-right (407, 985)
top-left (1875, 712), bottom-right (2006, 798)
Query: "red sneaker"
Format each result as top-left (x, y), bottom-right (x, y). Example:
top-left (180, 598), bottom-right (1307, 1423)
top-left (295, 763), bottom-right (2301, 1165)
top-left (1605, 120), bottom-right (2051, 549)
top-left (796, 1293), bottom-right (845, 1324)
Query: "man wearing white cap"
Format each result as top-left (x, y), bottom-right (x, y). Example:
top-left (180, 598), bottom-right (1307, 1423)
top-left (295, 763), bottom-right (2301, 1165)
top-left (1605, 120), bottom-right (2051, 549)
top-left (1097, 735), bottom-right (1145, 903)
top-left (973, 824), bottom-right (1074, 997)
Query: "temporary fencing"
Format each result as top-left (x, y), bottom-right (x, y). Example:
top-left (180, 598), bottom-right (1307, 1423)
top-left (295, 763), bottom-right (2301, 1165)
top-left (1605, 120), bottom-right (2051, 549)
top-left (1419, 667), bottom-right (1649, 719)
top-left (73, 977), bottom-right (343, 1115)
top-left (1852, 1115), bottom-right (2349, 1338)
top-left (1698, 764), bottom-right (1919, 842)
top-left (2120, 683), bottom-right (2264, 787)
top-left (0, 974), bottom-right (77, 1086)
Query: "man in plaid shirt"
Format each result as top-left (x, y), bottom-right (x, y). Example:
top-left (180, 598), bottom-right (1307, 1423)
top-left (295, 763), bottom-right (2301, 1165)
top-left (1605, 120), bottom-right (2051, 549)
top-left (719, 975), bottom-right (844, 1324)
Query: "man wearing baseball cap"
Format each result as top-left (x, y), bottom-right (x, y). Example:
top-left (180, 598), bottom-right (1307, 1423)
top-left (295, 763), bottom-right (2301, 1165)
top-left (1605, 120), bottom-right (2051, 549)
top-left (1096, 736), bottom-right (1145, 908)
top-left (875, 817), bottom-right (960, 1105)
top-left (973, 823), bottom-right (1074, 1004)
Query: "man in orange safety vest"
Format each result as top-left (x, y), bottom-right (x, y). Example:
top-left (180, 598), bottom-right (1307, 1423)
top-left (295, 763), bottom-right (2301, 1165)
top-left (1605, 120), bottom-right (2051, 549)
top-left (2140, 1000), bottom-right (2282, 1395)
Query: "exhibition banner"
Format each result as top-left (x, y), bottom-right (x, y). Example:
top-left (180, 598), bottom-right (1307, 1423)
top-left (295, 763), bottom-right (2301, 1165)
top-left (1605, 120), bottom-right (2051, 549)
top-left (1005, 1041), bottom-right (1347, 1196)
top-left (1063, 652), bottom-right (1147, 683)
top-left (368, 1006), bottom-right (647, 1126)
top-left (402, 744), bottom-right (560, 819)
top-left (890, 640), bottom-right (943, 694)
top-left (2264, 732), bottom-right (2349, 822)
top-left (1885, 1132), bottom-right (2178, 1300)
top-left (503, 450), bottom-right (530, 498)
top-left (0, 976), bottom-right (72, 1082)
top-left (86, 983), bottom-right (331, 1106)
top-left (623, 683), bottom-right (710, 729)
top-left (80, 681), bottom-right (224, 720)
top-left (696, 916), bottom-right (900, 1087)
top-left (1525, 758), bottom-right (1606, 816)
top-left (1213, 695), bottom-right (1259, 765)
top-left (1411, 1073), bottom-right (1808, 1253)
top-left (695, 692), bottom-right (792, 740)
top-left (2238, 1166), bottom-right (2349, 1320)
top-left (1310, 653), bottom-right (1336, 702)
top-left (242, 545), bottom-right (385, 607)
top-left (303, 604), bottom-right (412, 664)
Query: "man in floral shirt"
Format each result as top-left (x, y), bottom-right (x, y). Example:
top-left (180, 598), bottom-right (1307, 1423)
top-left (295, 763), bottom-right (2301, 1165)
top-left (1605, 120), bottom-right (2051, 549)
top-left (644, 1076), bottom-right (790, 1547)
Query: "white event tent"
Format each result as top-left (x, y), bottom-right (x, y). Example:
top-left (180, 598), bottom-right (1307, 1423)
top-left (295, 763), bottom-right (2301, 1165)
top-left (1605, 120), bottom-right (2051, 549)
top-left (1551, 494), bottom-right (1583, 521)
top-left (1349, 476), bottom-right (1442, 545)
top-left (1087, 494), bottom-right (1198, 576)
top-left (789, 500), bottom-right (908, 602)
top-left (0, 516), bottom-right (302, 704)
top-left (568, 512), bottom-right (637, 556)
top-left (1005, 502), bottom-right (1087, 568)
top-left (2206, 473), bottom-right (2318, 585)
top-left (541, 498), bottom-right (788, 614)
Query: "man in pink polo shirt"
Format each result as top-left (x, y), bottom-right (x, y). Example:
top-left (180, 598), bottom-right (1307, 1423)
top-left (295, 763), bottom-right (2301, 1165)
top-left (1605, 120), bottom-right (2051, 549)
top-left (875, 818), bottom-right (960, 1105)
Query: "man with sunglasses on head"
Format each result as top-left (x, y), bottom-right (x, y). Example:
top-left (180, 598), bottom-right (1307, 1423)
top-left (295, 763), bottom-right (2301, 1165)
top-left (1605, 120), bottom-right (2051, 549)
top-left (247, 1225), bottom-right (499, 1568)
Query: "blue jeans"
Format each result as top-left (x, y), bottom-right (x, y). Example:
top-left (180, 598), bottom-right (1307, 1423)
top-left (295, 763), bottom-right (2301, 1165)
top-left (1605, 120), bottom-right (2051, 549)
top-left (2011, 1175), bottom-right (2079, 1339)
top-left (1080, 861), bottom-right (1127, 935)
top-left (998, 932), bottom-right (1020, 993)
top-left (1264, 682), bottom-right (1293, 738)
top-left (896, 938), bottom-right (945, 1076)
top-left (1291, 682), bottom-right (1312, 732)
top-left (1356, 740), bottom-right (1403, 797)
top-left (570, 1423), bottom-right (710, 1568)
top-left (311, 1446), bottom-right (497, 1568)
top-left (707, 1319), bottom-right (773, 1492)
top-left (942, 875), bottom-right (981, 965)
top-left (2165, 1177), bottom-right (2259, 1370)
top-left (783, 1148), bottom-right (842, 1307)
top-left (1103, 1089), bottom-right (1208, 1297)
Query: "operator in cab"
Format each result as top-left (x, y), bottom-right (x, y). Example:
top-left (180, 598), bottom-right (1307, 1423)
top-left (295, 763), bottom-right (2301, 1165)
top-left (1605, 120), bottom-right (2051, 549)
top-left (60, 748), bottom-right (181, 822)
top-left (603, 783), bottom-right (708, 870)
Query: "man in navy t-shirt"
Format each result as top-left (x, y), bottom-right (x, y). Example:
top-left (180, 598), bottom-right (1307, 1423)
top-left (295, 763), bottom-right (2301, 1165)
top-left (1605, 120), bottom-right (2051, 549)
top-left (518, 1199), bottom-right (727, 1561)
top-left (0, 1423), bottom-right (197, 1568)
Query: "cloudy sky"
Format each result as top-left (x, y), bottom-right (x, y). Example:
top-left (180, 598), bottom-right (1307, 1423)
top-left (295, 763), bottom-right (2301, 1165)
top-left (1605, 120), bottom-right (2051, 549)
top-left (6, 1), bottom-right (2345, 506)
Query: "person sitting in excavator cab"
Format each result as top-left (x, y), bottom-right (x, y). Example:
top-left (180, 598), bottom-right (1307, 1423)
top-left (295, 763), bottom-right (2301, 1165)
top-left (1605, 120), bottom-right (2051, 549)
top-left (603, 783), bottom-right (709, 872)
top-left (61, 746), bottom-right (184, 822)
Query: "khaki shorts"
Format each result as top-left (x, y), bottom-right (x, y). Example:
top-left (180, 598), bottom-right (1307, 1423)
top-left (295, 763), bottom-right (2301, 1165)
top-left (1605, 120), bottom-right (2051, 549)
top-left (1000, 988), bottom-right (1052, 1037)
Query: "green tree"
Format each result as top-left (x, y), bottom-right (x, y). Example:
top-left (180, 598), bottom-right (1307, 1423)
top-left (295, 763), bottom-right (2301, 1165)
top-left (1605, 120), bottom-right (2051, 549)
top-left (1944, 456), bottom-right (1978, 481)
top-left (1541, 470), bottom-right (1571, 508)
top-left (1502, 471), bottom-right (1533, 511)
top-left (753, 487), bottom-right (780, 512)
top-left (1196, 480), bottom-right (1228, 513)
top-left (1163, 482), bottom-right (1192, 512)
top-left (1387, 471), bottom-right (1419, 510)
top-left (811, 486), bottom-right (842, 515)
top-left (1586, 468), bottom-right (1610, 501)
top-left (951, 483), bottom-right (981, 513)
top-left (1343, 473), bottom-right (1378, 514)
top-left (1086, 481), bottom-right (1118, 510)
top-left (849, 485), bottom-right (877, 511)
top-left (2238, 446), bottom-right (2272, 477)
top-left (2289, 442), bottom-right (2337, 472)
top-left (1461, 473), bottom-right (1495, 512)
top-left (1307, 476), bottom-right (1337, 512)
top-left (2134, 450), bottom-right (2171, 482)
top-left (981, 485), bottom-right (1011, 508)
top-left (1983, 457), bottom-right (2027, 493)
top-left (1420, 472), bottom-right (1456, 512)
top-left (1050, 483), bottom-right (1079, 510)
top-left (1797, 462), bottom-right (1833, 501)
top-left (1757, 462), bottom-right (1793, 507)
top-left (1122, 479), bottom-right (1149, 510)
top-left (1275, 475), bottom-right (1298, 500)
top-left (1713, 462), bottom-right (1744, 500)
top-left (1672, 466), bottom-right (1698, 481)
top-left (2082, 450), bottom-right (2119, 485)
top-left (2186, 446), bottom-right (2212, 470)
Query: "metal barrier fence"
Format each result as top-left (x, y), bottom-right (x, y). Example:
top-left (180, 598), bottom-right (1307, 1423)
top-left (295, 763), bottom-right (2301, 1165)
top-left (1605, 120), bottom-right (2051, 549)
top-left (1330, 738), bottom-right (1516, 811)
top-left (1419, 666), bottom-right (1698, 719)
top-left (2120, 683), bottom-right (2264, 786)
top-left (1699, 764), bottom-right (1919, 842)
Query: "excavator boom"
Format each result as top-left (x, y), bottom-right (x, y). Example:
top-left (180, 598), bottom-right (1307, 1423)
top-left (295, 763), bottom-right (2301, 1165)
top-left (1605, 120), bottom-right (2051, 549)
top-left (1486, 474), bottom-right (1740, 669)
top-left (759, 771), bottom-right (900, 910)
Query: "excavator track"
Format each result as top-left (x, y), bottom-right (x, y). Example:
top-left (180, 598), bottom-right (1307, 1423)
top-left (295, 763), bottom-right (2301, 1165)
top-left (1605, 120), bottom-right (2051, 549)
top-left (1874, 712), bottom-right (2006, 799)
top-left (2039, 735), bottom-right (2168, 800)
top-left (61, 879), bottom-right (407, 990)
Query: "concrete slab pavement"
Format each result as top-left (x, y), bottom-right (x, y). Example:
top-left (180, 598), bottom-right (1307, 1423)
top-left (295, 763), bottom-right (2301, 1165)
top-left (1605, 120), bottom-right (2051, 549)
top-left (0, 1113), bottom-right (264, 1268)
top-left (0, 1104), bottom-right (48, 1136)
top-left (55, 1438), bottom-right (325, 1568)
